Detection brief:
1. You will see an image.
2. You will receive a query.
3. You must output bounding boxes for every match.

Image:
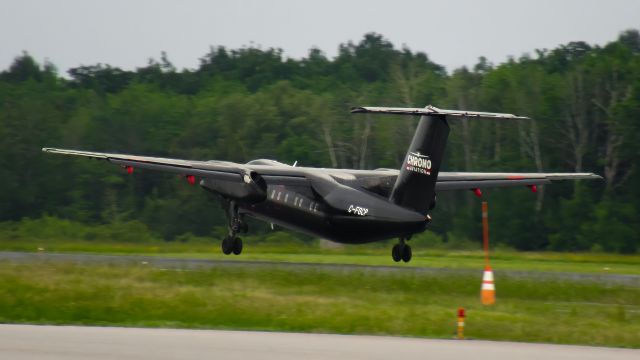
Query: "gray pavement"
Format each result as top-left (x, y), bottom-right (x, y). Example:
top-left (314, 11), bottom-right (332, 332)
top-left (1, 251), bottom-right (639, 287)
top-left (0, 324), bottom-right (637, 360)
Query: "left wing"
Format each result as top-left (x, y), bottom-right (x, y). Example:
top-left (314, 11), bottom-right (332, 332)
top-left (42, 148), bottom-right (249, 182)
top-left (42, 147), bottom-right (312, 188)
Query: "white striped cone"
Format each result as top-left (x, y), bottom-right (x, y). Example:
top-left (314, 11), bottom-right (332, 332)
top-left (481, 266), bottom-right (495, 305)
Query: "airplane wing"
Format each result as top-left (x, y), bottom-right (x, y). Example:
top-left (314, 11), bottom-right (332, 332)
top-left (42, 146), bottom-right (315, 191)
top-left (435, 172), bottom-right (602, 191)
top-left (346, 169), bottom-right (601, 195)
top-left (42, 148), bottom-right (251, 182)
top-left (43, 148), bottom-right (601, 193)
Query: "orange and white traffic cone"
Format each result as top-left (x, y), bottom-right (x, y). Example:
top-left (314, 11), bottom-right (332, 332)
top-left (481, 265), bottom-right (495, 305)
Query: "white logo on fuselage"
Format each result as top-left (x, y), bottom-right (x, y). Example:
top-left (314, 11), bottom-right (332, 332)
top-left (406, 151), bottom-right (432, 175)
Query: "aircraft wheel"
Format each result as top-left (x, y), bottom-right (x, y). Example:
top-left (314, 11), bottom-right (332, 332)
top-left (221, 236), bottom-right (233, 255)
top-left (233, 237), bottom-right (243, 255)
top-left (402, 244), bottom-right (412, 263)
top-left (391, 244), bottom-right (402, 262)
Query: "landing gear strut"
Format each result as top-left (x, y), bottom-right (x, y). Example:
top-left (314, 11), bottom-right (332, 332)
top-left (221, 201), bottom-right (248, 255)
top-left (392, 237), bottom-right (412, 263)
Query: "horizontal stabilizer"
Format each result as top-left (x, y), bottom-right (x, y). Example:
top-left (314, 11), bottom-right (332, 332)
top-left (351, 105), bottom-right (529, 120)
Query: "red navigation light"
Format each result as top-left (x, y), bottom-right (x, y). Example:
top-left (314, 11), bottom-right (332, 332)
top-left (472, 188), bottom-right (482, 197)
top-left (458, 307), bottom-right (465, 318)
top-left (186, 175), bottom-right (196, 185)
top-left (528, 185), bottom-right (537, 193)
top-left (125, 166), bottom-right (134, 174)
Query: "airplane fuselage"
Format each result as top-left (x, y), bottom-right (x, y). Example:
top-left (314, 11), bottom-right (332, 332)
top-left (202, 174), bottom-right (429, 244)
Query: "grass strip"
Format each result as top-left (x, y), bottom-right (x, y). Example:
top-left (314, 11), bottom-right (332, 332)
top-left (0, 261), bottom-right (638, 348)
top-left (2, 237), bottom-right (640, 275)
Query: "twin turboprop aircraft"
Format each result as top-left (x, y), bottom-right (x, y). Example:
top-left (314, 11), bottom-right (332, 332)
top-left (43, 105), bottom-right (601, 262)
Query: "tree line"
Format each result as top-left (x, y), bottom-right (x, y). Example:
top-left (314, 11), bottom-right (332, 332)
top-left (1, 31), bottom-right (639, 252)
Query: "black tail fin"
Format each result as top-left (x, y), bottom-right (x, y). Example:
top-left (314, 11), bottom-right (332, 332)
top-left (390, 115), bottom-right (449, 214)
top-left (351, 105), bottom-right (527, 214)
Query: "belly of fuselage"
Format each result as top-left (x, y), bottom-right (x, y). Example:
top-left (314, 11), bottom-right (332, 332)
top-left (239, 184), bottom-right (427, 244)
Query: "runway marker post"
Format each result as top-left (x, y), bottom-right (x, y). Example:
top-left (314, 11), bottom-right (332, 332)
top-left (481, 201), bottom-right (496, 305)
top-left (457, 307), bottom-right (465, 339)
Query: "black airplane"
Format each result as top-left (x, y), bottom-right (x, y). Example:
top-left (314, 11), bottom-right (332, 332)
top-left (43, 105), bottom-right (601, 262)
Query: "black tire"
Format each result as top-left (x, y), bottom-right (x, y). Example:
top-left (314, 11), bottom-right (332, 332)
top-left (221, 236), bottom-right (233, 255)
top-left (233, 237), bottom-right (243, 255)
top-left (402, 244), bottom-right (412, 263)
top-left (391, 244), bottom-right (402, 262)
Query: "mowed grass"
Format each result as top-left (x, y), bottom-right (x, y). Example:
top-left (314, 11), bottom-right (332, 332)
top-left (2, 237), bottom-right (640, 275)
top-left (0, 262), bottom-right (639, 348)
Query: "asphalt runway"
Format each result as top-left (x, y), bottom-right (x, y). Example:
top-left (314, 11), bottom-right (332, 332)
top-left (1, 251), bottom-right (639, 287)
top-left (1, 324), bottom-right (637, 360)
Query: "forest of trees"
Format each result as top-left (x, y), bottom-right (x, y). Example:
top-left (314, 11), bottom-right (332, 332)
top-left (1, 31), bottom-right (639, 252)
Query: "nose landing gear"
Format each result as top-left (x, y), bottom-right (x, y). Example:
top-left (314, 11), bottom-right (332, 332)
top-left (392, 237), bottom-right (412, 263)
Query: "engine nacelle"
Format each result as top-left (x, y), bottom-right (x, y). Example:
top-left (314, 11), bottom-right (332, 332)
top-left (201, 171), bottom-right (267, 203)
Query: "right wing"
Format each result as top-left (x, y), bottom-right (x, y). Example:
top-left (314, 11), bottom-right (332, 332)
top-left (344, 168), bottom-right (601, 196)
top-left (435, 172), bottom-right (602, 191)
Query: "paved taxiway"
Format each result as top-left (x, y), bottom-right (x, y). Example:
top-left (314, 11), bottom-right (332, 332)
top-left (2, 251), bottom-right (639, 286)
top-left (0, 324), bottom-right (637, 360)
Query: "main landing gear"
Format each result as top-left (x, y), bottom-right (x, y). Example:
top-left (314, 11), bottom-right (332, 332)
top-left (221, 201), bottom-right (248, 256)
top-left (392, 237), bottom-right (412, 263)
